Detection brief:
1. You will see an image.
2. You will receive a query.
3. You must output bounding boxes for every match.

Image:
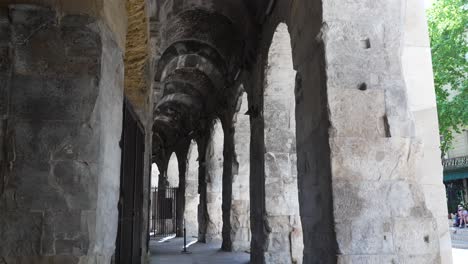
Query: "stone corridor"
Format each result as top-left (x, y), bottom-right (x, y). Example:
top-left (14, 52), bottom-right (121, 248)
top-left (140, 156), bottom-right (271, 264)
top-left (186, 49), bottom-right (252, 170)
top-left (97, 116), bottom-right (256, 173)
top-left (0, 0), bottom-right (452, 263)
top-left (150, 238), bottom-right (249, 264)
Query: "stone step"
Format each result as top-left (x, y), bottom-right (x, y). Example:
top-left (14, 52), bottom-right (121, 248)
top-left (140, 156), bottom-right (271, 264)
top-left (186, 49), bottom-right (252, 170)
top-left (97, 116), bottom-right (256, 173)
top-left (451, 240), bottom-right (468, 250)
top-left (451, 233), bottom-right (468, 241)
top-left (450, 228), bottom-right (468, 235)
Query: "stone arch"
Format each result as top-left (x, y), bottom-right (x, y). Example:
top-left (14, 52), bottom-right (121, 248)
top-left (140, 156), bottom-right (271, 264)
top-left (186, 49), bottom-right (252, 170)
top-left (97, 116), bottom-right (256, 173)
top-left (247, 2), bottom-right (337, 262)
top-left (263, 23), bottom-right (303, 264)
top-left (167, 152), bottom-right (179, 187)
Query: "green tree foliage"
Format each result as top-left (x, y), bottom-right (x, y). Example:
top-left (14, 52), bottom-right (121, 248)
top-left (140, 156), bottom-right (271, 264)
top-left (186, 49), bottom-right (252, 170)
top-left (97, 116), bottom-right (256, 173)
top-left (427, 0), bottom-right (468, 155)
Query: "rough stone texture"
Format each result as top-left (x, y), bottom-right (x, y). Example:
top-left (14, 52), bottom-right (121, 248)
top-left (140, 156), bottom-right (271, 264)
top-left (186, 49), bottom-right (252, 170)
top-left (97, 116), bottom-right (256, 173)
top-left (322, 0), bottom-right (446, 263)
top-left (402, 1), bottom-right (452, 263)
top-left (185, 141), bottom-right (200, 237)
top-left (0, 1), bottom-right (449, 263)
top-left (263, 23), bottom-right (303, 264)
top-left (0, 0), bottom-right (128, 49)
top-left (231, 92), bottom-right (251, 252)
top-left (166, 153), bottom-right (180, 187)
top-left (0, 5), bottom-right (124, 263)
top-left (203, 120), bottom-right (224, 242)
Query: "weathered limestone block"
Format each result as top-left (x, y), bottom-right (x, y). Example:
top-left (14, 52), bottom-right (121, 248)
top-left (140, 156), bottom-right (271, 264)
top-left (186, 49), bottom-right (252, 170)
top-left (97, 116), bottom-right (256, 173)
top-left (322, 0), bottom-right (446, 262)
top-left (201, 120), bottom-right (224, 242)
top-left (184, 141), bottom-right (200, 237)
top-left (230, 92), bottom-right (251, 252)
top-left (393, 218), bottom-right (439, 256)
top-left (263, 23), bottom-right (303, 264)
top-left (328, 88), bottom-right (387, 138)
top-left (330, 137), bottom-right (421, 182)
top-left (0, 4), bottom-right (124, 263)
top-left (0, 211), bottom-right (44, 256)
top-left (335, 218), bottom-right (394, 255)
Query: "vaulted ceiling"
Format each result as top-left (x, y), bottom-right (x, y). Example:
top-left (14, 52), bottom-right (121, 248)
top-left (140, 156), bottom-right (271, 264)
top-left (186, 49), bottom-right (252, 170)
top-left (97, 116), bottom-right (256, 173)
top-left (150, 0), bottom-right (275, 167)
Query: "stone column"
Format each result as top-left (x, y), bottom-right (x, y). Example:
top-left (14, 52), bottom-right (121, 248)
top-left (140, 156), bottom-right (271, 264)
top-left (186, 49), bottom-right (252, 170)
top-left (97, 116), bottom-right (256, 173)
top-left (320, 0), bottom-right (449, 262)
top-left (204, 120), bottom-right (224, 242)
top-left (197, 136), bottom-right (209, 242)
top-left (221, 115), bottom-right (235, 251)
top-left (231, 92), bottom-right (251, 252)
top-left (176, 143), bottom-right (190, 237)
top-left (245, 59), bottom-right (267, 263)
top-left (0, 6), bottom-right (11, 198)
top-left (185, 141), bottom-right (200, 237)
top-left (263, 23), bottom-right (303, 264)
top-left (0, 5), bottom-right (124, 263)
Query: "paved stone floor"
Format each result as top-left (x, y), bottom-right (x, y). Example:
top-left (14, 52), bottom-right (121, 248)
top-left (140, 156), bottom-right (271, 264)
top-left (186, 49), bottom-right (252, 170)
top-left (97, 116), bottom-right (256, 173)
top-left (150, 237), bottom-right (250, 264)
top-left (150, 237), bottom-right (466, 264)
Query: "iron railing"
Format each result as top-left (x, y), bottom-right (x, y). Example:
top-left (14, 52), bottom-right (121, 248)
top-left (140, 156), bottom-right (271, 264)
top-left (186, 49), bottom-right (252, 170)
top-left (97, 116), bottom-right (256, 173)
top-left (150, 187), bottom-right (178, 237)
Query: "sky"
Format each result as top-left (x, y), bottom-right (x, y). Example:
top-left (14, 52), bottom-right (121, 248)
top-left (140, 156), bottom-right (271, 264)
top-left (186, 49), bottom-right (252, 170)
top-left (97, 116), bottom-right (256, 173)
top-left (424, 0), bottom-right (435, 9)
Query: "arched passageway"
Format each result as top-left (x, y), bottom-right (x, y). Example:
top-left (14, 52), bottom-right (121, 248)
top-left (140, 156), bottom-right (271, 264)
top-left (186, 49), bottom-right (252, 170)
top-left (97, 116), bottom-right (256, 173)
top-left (0, 1), bottom-right (450, 264)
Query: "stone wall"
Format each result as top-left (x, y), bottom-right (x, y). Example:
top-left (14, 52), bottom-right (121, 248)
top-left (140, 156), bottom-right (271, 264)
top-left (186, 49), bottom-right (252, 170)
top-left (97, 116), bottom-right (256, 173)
top-left (248, 0), bottom-right (448, 263)
top-left (0, 0), bottom-right (128, 49)
top-left (322, 0), bottom-right (446, 262)
top-left (0, 4), bottom-right (124, 263)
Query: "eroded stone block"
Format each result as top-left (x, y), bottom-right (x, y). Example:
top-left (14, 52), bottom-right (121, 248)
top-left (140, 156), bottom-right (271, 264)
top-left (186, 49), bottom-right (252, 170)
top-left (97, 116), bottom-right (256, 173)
top-left (393, 217), bottom-right (439, 256)
top-left (0, 211), bottom-right (44, 256)
top-left (328, 88), bottom-right (386, 138)
top-left (330, 137), bottom-right (421, 182)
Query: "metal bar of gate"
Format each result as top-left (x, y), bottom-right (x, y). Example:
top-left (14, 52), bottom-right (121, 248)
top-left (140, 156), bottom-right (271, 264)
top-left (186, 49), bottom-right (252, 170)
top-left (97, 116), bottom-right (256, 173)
top-left (150, 187), bottom-right (179, 238)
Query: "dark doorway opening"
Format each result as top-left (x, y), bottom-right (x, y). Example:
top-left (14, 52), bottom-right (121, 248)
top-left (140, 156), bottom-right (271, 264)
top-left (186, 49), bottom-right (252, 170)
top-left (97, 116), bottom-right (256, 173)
top-left (115, 99), bottom-right (145, 264)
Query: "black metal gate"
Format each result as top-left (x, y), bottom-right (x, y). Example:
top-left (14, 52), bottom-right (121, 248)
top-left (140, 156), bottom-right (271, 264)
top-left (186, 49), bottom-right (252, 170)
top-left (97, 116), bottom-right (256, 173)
top-left (115, 99), bottom-right (145, 264)
top-left (150, 187), bottom-right (178, 237)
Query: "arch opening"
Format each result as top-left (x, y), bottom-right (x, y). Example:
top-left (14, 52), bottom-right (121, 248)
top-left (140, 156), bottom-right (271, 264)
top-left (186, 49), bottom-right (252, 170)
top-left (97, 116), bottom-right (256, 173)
top-left (167, 153), bottom-right (180, 187)
top-left (263, 23), bottom-right (303, 264)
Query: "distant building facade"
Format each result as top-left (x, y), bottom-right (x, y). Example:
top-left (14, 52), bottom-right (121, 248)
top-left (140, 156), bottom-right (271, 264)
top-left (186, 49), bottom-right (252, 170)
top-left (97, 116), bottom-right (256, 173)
top-left (443, 130), bottom-right (468, 212)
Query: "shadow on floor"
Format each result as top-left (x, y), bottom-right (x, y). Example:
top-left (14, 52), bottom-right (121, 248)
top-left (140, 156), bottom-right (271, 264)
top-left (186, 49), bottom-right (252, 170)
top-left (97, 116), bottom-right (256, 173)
top-left (150, 237), bottom-right (250, 264)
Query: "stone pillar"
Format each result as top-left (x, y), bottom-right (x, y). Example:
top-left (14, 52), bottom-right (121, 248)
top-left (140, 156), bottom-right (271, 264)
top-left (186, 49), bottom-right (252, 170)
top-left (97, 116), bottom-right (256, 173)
top-left (231, 92), bottom-right (251, 252)
top-left (263, 23), bottom-right (303, 264)
top-left (197, 137), bottom-right (209, 242)
top-left (0, 5), bottom-right (124, 263)
top-left (176, 143), bottom-right (190, 237)
top-left (321, 0), bottom-right (448, 262)
top-left (204, 120), bottom-right (224, 242)
top-left (185, 141), bottom-right (200, 238)
top-left (221, 115), bottom-right (235, 251)
top-left (403, 1), bottom-right (453, 262)
top-left (0, 6), bottom-right (11, 197)
top-left (246, 58), bottom-right (267, 263)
